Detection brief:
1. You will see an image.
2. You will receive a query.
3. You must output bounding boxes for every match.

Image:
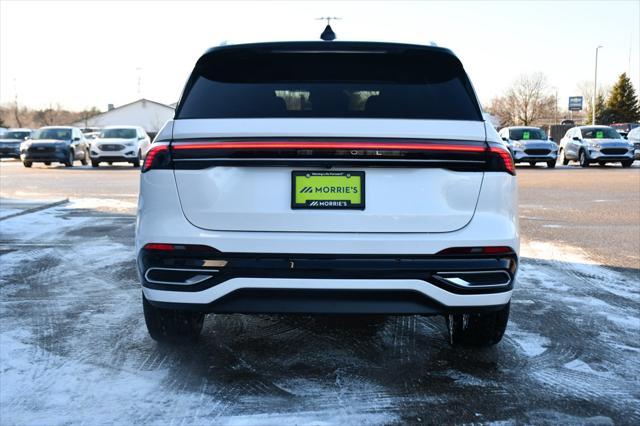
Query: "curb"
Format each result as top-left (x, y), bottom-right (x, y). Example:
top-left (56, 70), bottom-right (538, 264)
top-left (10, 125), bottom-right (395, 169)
top-left (0, 198), bottom-right (69, 221)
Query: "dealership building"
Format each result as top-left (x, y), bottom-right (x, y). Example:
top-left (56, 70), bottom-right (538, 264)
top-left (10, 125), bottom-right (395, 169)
top-left (72, 98), bottom-right (175, 138)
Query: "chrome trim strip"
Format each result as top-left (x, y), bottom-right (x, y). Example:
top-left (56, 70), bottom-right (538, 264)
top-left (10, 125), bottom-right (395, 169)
top-left (144, 267), bottom-right (219, 286)
top-left (434, 270), bottom-right (511, 288)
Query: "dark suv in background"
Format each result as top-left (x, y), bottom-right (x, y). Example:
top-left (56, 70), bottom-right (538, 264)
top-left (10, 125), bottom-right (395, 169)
top-left (21, 126), bottom-right (90, 168)
top-left (0, 128), bottom-right (33, 159)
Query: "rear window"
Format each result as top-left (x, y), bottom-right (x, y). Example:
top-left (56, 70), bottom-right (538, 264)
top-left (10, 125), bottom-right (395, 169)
top-left (177, 48), bottom-right (481, 121)
top-left (509, 128), bottom-right (546, 140)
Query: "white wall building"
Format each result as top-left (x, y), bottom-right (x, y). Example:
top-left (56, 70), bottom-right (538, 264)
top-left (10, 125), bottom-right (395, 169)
top-left (73, 99), bottom-right (175, 135)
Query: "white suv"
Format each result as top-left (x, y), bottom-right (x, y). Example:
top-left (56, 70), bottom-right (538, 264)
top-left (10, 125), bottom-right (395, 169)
top-left (136, 41), bottom-right (519, 347)
top-left (90, 125), bottom-right (150, 167)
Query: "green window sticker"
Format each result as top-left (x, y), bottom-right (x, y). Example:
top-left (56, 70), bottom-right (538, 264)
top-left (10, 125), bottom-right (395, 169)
top-left (523, 131), bottom-right (530, 140)
top-left (596, 131), bottom-right (604, 139)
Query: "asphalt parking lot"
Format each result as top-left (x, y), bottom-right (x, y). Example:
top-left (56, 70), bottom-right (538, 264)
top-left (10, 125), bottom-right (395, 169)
top-left (1, 159), bottom-right (639, 424)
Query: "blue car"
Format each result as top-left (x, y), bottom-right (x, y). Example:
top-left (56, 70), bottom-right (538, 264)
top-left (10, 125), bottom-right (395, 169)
top-left (0, 128), bottom-right (33, 159)
top-left (21, 126), bottom-right (90, 167)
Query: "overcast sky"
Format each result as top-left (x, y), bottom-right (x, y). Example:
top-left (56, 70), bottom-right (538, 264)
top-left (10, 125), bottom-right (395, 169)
top-left (1, 0), bottom-right (638, 111)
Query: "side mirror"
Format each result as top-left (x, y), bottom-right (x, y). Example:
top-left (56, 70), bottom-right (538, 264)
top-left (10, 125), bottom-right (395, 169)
top-left (138, 136), bottom-right (145, 140)
top-left (572, 136), bottom-right (580, 141)
top-left (73, 137), bottom-right (80, 141)
top-left (549, 137), bottom-right (554, 142)
top-left (501, 137), bottom-right (509, 142)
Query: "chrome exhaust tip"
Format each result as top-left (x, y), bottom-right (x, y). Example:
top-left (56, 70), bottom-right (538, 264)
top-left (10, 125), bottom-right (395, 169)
top-left (144, 267), bottom-right (219, 286)
top-left (433, 270), bottom-right (511, 288)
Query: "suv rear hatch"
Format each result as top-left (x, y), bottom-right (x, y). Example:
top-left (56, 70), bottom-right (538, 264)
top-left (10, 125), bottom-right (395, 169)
top-left (170, 42), bottom-right (490, 233)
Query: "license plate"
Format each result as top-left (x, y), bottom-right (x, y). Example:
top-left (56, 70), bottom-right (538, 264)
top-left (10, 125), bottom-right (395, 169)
top-left (291, 171), bottom-right (365, 210)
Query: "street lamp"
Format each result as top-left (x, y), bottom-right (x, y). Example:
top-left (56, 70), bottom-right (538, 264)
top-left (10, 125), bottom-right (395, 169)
top-left (593, 45), bottom-right (603, 125)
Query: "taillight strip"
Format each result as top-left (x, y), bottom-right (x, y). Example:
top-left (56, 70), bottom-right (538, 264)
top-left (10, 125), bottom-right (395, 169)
top-left (142, 140), bottom-right (515, 175)
top-left (171, 141), bottom-right (486, 152)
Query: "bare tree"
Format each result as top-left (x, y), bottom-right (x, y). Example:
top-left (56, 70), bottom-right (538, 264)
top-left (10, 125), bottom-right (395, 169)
top-left (486, 73), bottom-right (555, 127)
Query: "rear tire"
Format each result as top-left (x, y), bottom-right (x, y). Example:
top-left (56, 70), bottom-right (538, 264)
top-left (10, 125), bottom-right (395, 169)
top-left (23, 161), bottom-right (32, 168)
top-left (446, 303), bottom-right (510, 347)
top-left (599, 161), bottom-right (606, 167)
top-left (621, 160), bottom-right (633, 168)
top-left (546, 159), bottom-right (556, 168)
top-left (44, 162), bottom-right (51, 166)
top-left (132, 151), bottom-right (141, 168)
top-left (143, 295), bottom-right (205, 343)
top-left (91, 160), bottom-right (100, 167)
top-left (561, 149), bottom-right (569, 165)
top-left (529, 162), bottom-right (537, 167)
top-left (579, 150), bottom-right (590, 167)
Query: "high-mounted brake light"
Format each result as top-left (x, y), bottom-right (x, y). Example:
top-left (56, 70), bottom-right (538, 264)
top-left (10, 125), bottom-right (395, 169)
top-left (141, 144), bottom-right (170, 172)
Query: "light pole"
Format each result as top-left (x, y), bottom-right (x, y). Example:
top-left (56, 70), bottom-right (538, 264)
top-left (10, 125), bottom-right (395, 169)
top-left (593, 45), bottom-right (603, 125)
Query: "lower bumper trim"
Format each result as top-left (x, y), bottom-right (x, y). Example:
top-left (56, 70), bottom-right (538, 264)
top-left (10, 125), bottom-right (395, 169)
top-left (147, 288), bottom-right (510, 315)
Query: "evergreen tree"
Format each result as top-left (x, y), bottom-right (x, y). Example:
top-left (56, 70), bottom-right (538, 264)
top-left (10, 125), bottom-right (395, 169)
top-left (585, 93), bottom-right (611, 125)
top-left (605, 73), bottom-right (640, 123)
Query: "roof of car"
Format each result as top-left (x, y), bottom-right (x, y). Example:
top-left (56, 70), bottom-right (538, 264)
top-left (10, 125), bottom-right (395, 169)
top-left (39, 126), bottom-right (75, 129)
top-left (8, 128), bottom-right (32, 131)
top-left (505, 126), bottom-right (542, 130)
top-left (200, 41), bottom-right (457, 59)
top-left (102, 125), bottom-right (139, 129)
top-left (576, 125), bottom-right (612, 128)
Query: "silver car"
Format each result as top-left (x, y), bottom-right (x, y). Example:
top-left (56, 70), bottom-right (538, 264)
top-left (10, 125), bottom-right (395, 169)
top-left (559, 125), bottom-right (635, 168)
top-left (498, 126), bottom-right (558, 168)
top-left (626, 126), bottom-right (640, 160)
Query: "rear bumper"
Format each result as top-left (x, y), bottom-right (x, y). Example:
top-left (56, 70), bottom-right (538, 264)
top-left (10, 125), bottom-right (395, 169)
top-left (138, 249), bottom-right (517, 314)
top-left (136, 170), bottom-right (519, 313)
top-left (147, 287), bottom-right (511, 315)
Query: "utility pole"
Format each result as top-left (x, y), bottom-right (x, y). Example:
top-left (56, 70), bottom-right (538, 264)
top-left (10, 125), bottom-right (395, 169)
top-left (136, 67), bottom-right (143, 98)
top-left (554, 89), bottom-right (558, 125)
top-left (593, 45), bottom-right (603, 125)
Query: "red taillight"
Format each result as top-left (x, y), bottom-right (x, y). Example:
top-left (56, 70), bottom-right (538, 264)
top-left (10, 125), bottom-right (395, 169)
top-left (143, 243), bottom-right (218, 253)
top-left (172, 141), bottom-right (486, 153)
top-left (141, 145), bottom-right (170, 172)
top-left (488, 146), bottom-right (516, 175)
top-left (437, 246), bottom-right (514, 255)
top-left (144, 243), bottom-right (175, 251)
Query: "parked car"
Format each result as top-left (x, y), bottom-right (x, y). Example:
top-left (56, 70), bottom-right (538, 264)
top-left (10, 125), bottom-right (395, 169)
top-left (20, 126), bottom-right (90, 168)
top-left (89, 125), bottom-right (150, 167)
top-left (0, 128), bottom-right (33, 159)
top-left (610, 123), bottom-right (639, 139)
top-left (136, 41), bottom-right (519, 347)
top-left (80, 127), bottom-right (101, 134)
top-left (559, 125), bottom-right (635, 167)
top-left (498, 126), bottom-right (557, 168)
top-left (626, 126), bottom-right (640, 160)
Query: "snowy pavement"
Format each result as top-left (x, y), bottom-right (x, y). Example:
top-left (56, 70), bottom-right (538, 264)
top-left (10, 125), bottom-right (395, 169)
top-left (1, 200), bottom-right (639, 424)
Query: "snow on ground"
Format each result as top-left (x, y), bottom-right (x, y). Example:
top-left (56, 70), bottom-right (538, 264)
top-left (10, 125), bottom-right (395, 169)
top-left (1, 201), bottom-right (639, 424)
